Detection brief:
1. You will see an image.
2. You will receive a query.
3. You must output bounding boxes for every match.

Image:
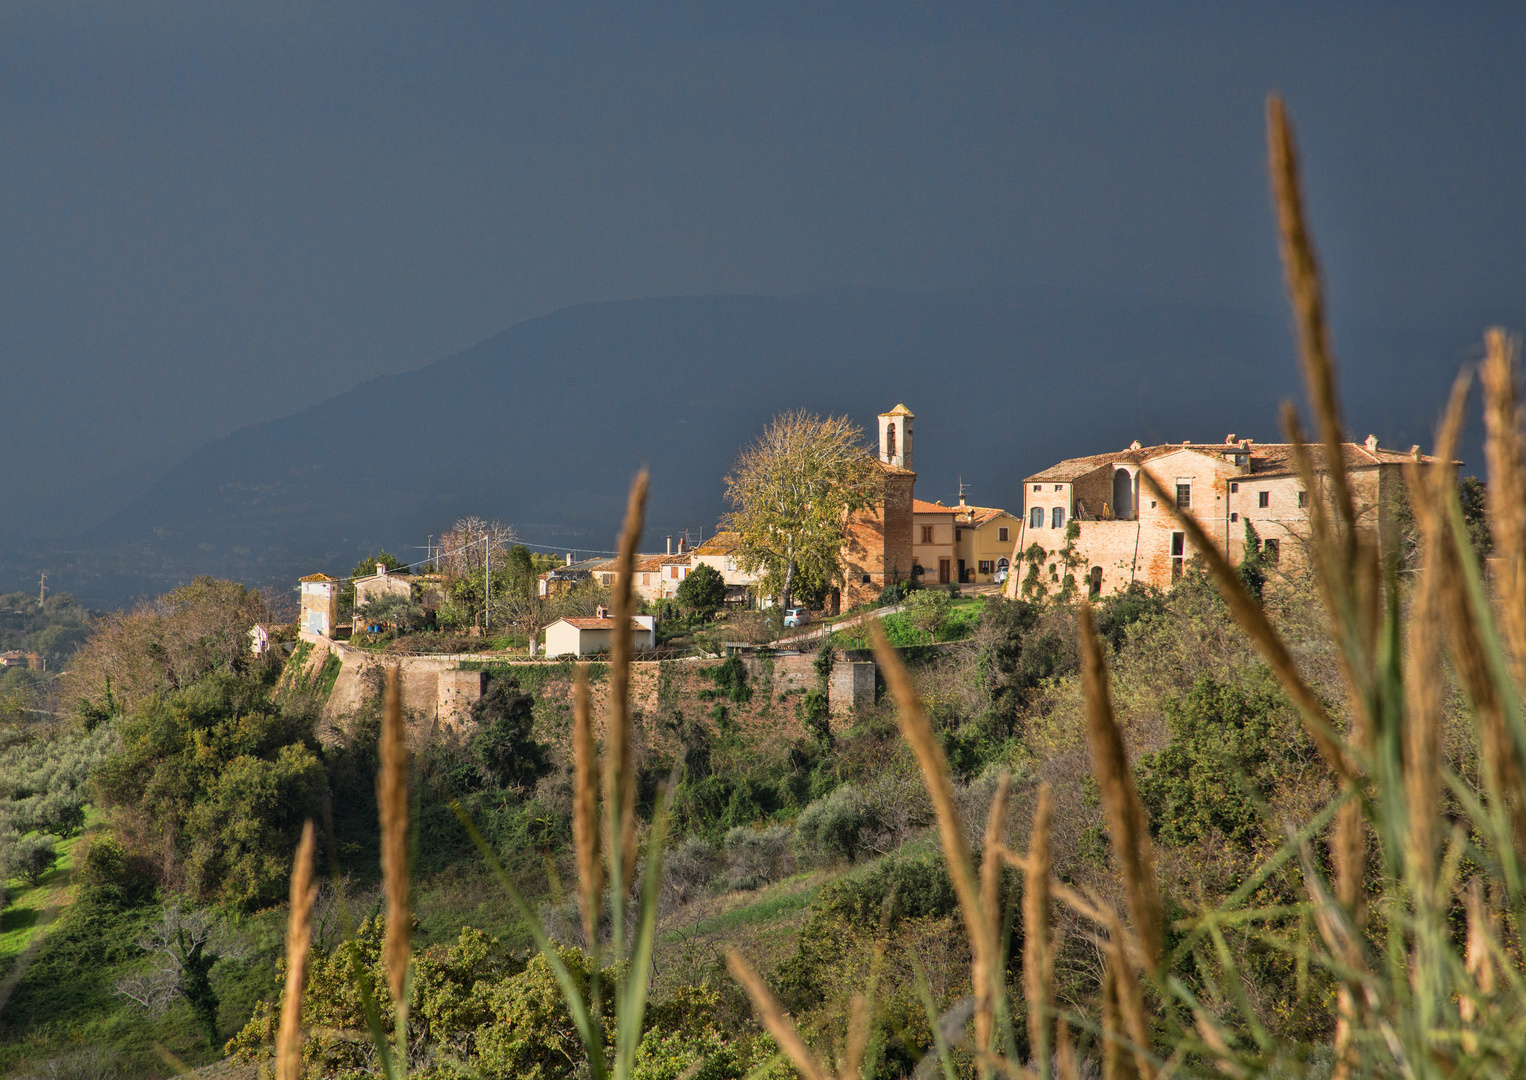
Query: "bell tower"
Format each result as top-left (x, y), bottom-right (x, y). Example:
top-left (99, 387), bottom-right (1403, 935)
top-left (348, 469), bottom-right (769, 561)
top-left (879, 404), bottom-right (913, 470)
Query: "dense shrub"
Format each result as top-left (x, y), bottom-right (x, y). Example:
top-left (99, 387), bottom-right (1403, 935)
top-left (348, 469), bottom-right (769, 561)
top-left (94, 673), bottom-right (327, 909)
top-left (65, 577), bottom-right (270, 717)
top-left (1138, 671), bottom-right (1314, 849)
top-left (721, 825), bottom-right (792, 891)
top-left (795, 783), bottom-right (875, 864)
top-left (663, 835), bottom-right (722, 906)
top-left (468, 676), bottom-right (551, 791)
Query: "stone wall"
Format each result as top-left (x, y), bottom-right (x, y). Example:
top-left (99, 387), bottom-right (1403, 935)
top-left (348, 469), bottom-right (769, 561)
top-left (300, 638), bottom-right (879, 749)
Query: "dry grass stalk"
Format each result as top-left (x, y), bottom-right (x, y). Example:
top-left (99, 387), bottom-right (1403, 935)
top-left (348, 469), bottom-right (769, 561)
top-left (1401, 372), bottom-right (1470, 888)
top-left (1100, 960), bottom-right (1128, 1080)
top-left (1461, 878), bottom-right (1495, 1056)
top-left (1023, 783), bottom-right (1054, 1072)
top-left (1333, 799), bottom-right (1365, 927)
top-left (571, 664), bottom-right (601, 948)
top-left (1105, 917), bottom-right (1154, 1080)
top-left (378, 666), bottom-right (410, 1008)
top-left (277, 820), bottom-right (318, 1080)
top-left (1267, 95), bottom-right (1358, 556)
top-left (1480, 327), bottom-right (1526, 684)
top-left (1139, 469), bottom-right (1352, 780)
top-left (870, 621), bottom-right (1002, 1058)
top-left (1055, 1018), bottom-right (1080, 1080)
top-left (605, 470), bottom-right (649, 891)
top-left (843, 993), bottom-right (870, 1080)
top-left (1077, 604), bottom-right (1162, 971)
top-left (982, 770), bottom-right (1013, 959)
top-left (725, 950), bottom-right (833, 1080)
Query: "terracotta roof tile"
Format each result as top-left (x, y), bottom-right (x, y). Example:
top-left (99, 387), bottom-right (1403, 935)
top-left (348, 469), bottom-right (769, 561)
top-left (1025, 440), bottom-right (1445, 483)
top-left (692, 531), bottom-right (742, 555)
top-left (912, 499), bottom-right (958, 515)
top-left (556, 617), bottom-right (649, 630)
top-left (299, 573), bottom-right (338, 583)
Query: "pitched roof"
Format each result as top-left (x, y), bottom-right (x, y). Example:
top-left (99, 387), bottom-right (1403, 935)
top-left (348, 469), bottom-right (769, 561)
top-left (554, 617), bottom-right (649, 630)
top-left (912, 499), bottom-right (959, 515)
top-left (692, 531), bottom-right (742, 555)
top-left (632, 554), bottom-right (668, 572)
top-left (880, 403), bottom-right (915, 417)
top-left (299, 573), bottom-right (338, 583)
top-left (1024, 439), bottom-right (1444, 483)
top-left (874, 459), bottom-right (916, 477)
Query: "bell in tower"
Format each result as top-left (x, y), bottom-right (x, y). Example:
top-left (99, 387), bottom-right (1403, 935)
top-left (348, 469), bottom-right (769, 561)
top-left (878, 404), bottom-right (914, 470)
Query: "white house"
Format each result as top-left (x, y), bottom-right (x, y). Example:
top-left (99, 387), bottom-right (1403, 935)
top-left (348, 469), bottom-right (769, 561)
top-left (543, 614), bottom-right (657, 657)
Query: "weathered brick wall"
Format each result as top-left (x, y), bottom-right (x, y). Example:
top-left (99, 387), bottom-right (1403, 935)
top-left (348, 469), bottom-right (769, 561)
top-left (842, 473), bottom-right (916, 607)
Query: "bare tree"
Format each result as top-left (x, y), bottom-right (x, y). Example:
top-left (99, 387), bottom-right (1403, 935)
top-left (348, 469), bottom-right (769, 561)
top-left (114, 904), bottom-right (244, 1046)
top-left (723, 411), bottom-right (880, 610)
top-left (434, 517), bottom-right (517, 581)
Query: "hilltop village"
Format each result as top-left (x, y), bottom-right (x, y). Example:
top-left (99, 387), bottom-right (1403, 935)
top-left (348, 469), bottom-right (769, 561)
top-left (274, 402), bottom-right (1427, 740)
top-left (295, 403), bottom-right (1420, 656)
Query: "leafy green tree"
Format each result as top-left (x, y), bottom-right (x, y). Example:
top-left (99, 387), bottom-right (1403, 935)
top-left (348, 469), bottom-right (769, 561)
top-left (94, 673), bottom-right (327, 909)
top-left (676, 562), bottom-right (727, 619)
top-left (903, 588), bottom-right (952, 643)
top-left (723, 411), bottom-right (880, 610)
top-left (355, 591), bottom-right (422, 633)
top-left (468, 676), bottom-right (550, 791)
top-left (341, 550), bottom-right (403, 620)
top-left (1138, 672), bottom-right (1313, 849)
top-left (65, 577), bottom-right (268, 717)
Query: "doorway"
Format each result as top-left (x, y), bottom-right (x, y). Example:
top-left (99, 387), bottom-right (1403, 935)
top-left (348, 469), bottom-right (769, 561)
top-left (938, 558), bottom-right (951, 584)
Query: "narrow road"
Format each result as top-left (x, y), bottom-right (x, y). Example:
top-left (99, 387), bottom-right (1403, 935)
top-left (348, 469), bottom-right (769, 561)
top-left (770, 602), bottom-right (906, 647)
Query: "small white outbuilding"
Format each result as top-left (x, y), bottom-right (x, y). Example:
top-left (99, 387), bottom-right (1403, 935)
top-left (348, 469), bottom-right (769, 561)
top-left (543, 614), bottom-right (656, 658)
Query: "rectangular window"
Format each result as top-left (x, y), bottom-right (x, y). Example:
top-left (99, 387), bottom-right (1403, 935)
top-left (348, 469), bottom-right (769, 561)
top-left (921, 525), bottom-right (934, 543)
top-left (1051, 507), bottom-right (1065, 529)
top-left (1054, 484), bottom-right (1063, 491)
top-left (1230, 512), bottom-right (1239, 522)
top-left (1171, 531), bottom-right (1186, 581)
top-left (955, 528), bottom-right (962, 541)
top-left (1297, 491), bottom-right (1308, 507)
top-left (979, 560), bottom-right (993, 574)
top-left (1262, 538), bottom-right (1280, 565)
top-left (1258, 491), bottom-right (1270, 508)
top-left (726, 557), bottom-right (736, 571)
top-left (1033, 484), bottom-right (1042, 491)
top-left (998, 526), bottom-right (1009, 542)
top-left (1175, 483), bottom-right (1191, 508)
top-left (1230, 482), bottom-right (1239, 493)
top-left (642, 573), bottom-right (649, 585)
top-left (602, 574), bottom-right (613, 585)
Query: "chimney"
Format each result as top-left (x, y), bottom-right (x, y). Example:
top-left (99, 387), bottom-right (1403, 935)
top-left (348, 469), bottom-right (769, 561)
top-left (565, 553), bottom-right (573, 566)
top-left (1365, 434), bottom-right (1379, 454)
top-left (667, 536), bottom-right (673, 555)
top-left (1225, 433), bottom-right (1236, 444)
top-left (596, 605), bottom-right (609, 619)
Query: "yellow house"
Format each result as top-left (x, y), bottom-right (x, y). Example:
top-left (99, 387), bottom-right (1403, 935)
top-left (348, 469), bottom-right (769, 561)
top-left (911, 497), bottom-right (1019, 585)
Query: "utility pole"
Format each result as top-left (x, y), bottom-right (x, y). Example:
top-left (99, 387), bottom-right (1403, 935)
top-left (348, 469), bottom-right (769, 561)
top-left (37, 572), bottom-right (46, 605)
top-left (483, 534), bottom-right (491, 632)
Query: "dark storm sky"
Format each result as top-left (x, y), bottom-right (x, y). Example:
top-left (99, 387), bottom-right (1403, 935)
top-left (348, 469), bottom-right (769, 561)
top-left (2, 2), bottom-right (1523, 533)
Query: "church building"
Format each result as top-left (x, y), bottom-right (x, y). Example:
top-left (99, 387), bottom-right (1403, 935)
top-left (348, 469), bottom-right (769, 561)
top-left (840, 404), bottom-right (917, 608)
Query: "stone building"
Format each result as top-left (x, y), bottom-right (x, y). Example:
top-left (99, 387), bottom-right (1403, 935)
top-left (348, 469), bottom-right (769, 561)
top-left (1004, 434), bottom-right (1426, 599)
top-left (299, 573), bottom-right (341, 637)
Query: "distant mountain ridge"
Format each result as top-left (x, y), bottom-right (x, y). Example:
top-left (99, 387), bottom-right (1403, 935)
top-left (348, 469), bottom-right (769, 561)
top-left (8, 288), bottom-right (1490, 607)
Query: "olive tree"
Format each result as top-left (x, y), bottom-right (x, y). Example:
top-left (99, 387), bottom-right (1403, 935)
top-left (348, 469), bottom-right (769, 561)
top-left (723, 411), bottom-right (880, 611)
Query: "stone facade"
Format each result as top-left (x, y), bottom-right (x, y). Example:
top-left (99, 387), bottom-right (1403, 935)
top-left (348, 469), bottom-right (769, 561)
top-left (1006, 435), bottom-right (1423, 599)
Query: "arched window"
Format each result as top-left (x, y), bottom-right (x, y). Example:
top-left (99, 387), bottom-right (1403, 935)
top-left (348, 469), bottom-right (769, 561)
top-left (1030, 506), bottom-right (1043, 528)
top-left (997, 557), bottom-right (1009, 574)
top-left (1089, 566), bottom-right (1103, 596)
top-left (1051, 507), bottom-right (1065, 529)
top-left (886, 424), bottom-right (897, 459)
top-left (1112, 468), bottom-right (1134, 519)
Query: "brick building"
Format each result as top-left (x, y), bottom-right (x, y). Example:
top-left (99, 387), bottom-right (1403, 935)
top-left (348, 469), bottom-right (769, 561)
top-left (1004, 434), bottom-right (1426, 599)
top-left (841, 405), bottom-right (917, 608)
